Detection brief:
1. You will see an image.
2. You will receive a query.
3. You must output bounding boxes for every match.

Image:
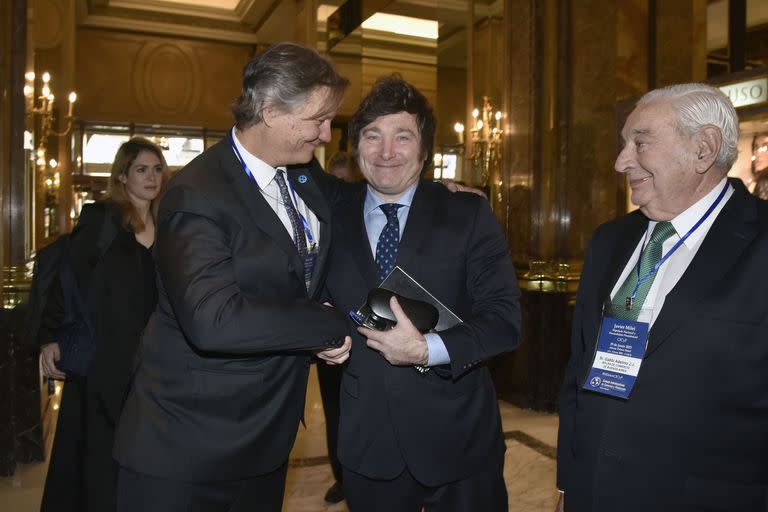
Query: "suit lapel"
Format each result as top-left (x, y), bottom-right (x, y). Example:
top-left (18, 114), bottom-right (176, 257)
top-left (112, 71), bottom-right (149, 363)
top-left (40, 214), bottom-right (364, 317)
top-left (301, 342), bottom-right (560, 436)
top-left (214, 139), bottom-right (305, 285)
top-left (597, 212), bottom-right (648, 310)
top-left (645, 180), bottom-right (758, 357)
top-left (395, 182), bottom-right (434, 277)
top-left (344, 187), bottom-right (379, 288)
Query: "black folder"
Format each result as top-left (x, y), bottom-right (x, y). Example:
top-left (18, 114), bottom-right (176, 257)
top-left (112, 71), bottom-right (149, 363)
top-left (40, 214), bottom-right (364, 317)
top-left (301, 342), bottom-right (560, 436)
top-left (377, 266), bottom-right (462, 331)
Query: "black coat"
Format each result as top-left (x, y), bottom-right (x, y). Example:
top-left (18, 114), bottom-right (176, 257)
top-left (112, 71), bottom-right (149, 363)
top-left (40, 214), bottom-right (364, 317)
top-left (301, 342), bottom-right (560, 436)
top-left (40, 201), bottom-right (157, 511)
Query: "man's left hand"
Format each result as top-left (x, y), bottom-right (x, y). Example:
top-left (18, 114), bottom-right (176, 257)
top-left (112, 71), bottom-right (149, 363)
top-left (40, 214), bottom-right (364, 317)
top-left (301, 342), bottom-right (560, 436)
top-left (358, 296), bottom-right (429, 366)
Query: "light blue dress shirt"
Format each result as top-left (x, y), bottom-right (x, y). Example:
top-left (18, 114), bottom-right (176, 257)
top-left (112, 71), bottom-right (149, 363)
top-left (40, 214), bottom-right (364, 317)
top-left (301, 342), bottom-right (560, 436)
top-left (363, 184), bottom-right (451, 367)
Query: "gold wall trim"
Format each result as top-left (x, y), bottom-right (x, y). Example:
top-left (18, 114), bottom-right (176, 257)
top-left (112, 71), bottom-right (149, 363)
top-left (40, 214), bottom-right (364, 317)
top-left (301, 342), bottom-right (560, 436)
top-left (79, 15), bottom-right (260, 44)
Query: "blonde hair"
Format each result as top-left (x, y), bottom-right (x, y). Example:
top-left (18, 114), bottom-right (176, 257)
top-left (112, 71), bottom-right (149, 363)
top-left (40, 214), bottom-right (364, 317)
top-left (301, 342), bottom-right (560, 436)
top-left (106, 137), bottom-right (169, 233)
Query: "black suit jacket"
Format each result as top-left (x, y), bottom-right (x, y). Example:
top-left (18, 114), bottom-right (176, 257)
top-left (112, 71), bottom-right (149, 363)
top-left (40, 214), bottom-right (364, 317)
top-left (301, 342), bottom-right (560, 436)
top-left (557, 179), bottom-right (768, 512)
top-left (324, 181), bottom-right (521, 486)
top-left (114, 138), bottom-right (349, 482)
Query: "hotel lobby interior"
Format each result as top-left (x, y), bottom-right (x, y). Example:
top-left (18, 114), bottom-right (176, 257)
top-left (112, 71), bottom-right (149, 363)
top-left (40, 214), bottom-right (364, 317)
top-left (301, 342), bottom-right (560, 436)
top-left (1, 0), bottom-right (767, 510)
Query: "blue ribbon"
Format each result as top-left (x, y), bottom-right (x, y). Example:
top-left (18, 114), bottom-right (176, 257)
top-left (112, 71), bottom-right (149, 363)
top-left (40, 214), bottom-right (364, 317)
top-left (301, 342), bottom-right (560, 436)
top-left (630, 180), bottom-right (730, 302)
top-left (229, 131), bottom-right (316, 248)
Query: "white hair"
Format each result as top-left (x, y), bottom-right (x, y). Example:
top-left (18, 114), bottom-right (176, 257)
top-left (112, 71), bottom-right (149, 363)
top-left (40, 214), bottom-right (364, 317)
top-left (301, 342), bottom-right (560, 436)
top-left (638, 83), bottom-right (739, 170)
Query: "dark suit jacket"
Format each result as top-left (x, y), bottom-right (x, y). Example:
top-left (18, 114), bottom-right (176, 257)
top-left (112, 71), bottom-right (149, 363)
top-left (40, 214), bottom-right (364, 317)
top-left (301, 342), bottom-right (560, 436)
top-left (114, 138), bottom-right (350, 482)
top-left (324, 181), bottom-right (522, 486)
top-left (557, 179), bottom-right (768, 512)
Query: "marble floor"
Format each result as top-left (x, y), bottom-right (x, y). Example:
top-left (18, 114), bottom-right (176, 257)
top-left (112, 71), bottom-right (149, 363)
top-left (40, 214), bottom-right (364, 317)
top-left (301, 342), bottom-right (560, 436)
top-left (0, 368), bottom-right (560, 511)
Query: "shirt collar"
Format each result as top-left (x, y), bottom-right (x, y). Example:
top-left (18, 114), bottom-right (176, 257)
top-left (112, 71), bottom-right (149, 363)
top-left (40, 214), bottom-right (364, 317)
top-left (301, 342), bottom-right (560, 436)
top-left (364, 183), bottom-right (418, 216)
top-left (655, 177), bottom-right (730, 249)
top-left (230, 127), bottom-right (281, 189)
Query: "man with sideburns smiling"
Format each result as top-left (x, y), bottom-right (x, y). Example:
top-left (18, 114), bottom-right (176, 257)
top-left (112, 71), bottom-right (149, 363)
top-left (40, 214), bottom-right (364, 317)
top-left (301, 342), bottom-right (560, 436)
top-left (323, 75), bottom-right (521, 512)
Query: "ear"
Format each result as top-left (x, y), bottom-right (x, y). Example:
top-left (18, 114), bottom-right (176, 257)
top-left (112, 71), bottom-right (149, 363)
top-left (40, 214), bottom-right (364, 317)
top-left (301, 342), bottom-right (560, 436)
top-left (693, 125), bottom-right (722, 174)
top-left (118, 174), bottom-right (127, 183)
top-left (261, 105), bottom-right (278, 128)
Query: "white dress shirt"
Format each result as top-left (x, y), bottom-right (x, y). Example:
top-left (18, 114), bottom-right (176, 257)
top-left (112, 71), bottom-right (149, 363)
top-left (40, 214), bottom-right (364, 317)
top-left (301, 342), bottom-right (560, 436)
top-left (609, 178), bottom-right (732, 327)
top-left (231, 128), bottom-right (320, 249)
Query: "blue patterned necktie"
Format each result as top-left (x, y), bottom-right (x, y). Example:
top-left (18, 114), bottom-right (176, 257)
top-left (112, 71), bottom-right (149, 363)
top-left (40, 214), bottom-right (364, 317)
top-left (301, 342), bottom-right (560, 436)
top-left (613, 221), bottom-right (677, 321)
top-left (375, 203), bottom-right (403, 281)
top-left (274, 169), bottom-right (312, 288)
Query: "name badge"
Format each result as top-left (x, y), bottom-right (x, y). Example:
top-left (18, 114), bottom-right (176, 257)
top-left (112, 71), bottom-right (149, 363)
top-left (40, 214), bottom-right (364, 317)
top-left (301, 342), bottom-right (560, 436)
top-left (582, 304), bottom-right (651, 399)
top-left (304, 244), bottom-right (318, 289)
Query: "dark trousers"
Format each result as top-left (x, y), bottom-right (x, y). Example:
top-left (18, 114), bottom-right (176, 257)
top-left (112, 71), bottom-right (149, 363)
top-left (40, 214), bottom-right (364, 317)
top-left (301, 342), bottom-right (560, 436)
top-left (343, 463), bottom-right (508, 512)
top-left (317, 361), bottom-right (343, 484)
top-left (41, 379), bottom-right (118, 512)
top-left (116, 462), bottom-right (288, 512)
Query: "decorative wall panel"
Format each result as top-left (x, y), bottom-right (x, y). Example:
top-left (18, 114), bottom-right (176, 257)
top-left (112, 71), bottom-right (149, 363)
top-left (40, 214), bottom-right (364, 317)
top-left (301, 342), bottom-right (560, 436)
top-left (76, 29), bottom-right (253, 129)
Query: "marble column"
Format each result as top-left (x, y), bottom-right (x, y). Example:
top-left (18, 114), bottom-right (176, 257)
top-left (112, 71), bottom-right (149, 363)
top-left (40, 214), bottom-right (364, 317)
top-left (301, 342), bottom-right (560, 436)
top-left (492, 0), bottom-right (622, 410)
top-left (653, 0), bottom-right (707, 87)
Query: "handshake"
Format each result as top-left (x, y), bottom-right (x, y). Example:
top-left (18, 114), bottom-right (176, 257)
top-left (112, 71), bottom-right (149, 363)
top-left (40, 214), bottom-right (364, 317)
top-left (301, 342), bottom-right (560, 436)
top-left (318, 289), bottom-right (440, 368)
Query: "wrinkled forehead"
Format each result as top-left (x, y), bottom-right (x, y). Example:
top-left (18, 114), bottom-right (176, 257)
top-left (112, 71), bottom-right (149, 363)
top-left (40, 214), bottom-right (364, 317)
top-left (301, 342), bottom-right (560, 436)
top-left (621, 100), bottom-right (676, 140)
top-left (306, 86), bottom-right (340, 119)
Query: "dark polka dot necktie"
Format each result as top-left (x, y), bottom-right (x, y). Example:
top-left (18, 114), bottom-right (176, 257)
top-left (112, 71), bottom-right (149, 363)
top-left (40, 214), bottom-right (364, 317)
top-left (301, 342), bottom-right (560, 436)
top-left (375, 203), bottom-right (403, 282)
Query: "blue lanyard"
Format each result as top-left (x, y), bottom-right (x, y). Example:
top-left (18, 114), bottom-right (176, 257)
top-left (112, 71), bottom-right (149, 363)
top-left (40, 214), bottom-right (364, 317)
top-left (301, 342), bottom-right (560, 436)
top-left (630, 180), bottom-right (729, 302)
top-left (229, 131), bottom-right (316, 247)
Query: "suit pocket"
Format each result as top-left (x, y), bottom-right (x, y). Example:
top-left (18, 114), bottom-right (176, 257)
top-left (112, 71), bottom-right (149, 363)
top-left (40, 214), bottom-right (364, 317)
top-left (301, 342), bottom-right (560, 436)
top-left (418, 366), bottom-right (485, 399)
top-left (684, 476), bottom-right (767, 511)
top-left (342, 371), bottom-right (359, 399)
top-left (189, 365), bottom-right (266, 423)
top-left (190, 365), bottom-right (265, 397)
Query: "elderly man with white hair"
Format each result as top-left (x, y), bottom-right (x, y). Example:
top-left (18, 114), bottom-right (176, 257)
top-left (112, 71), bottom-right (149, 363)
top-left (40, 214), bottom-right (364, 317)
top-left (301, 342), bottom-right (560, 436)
top-left (556, 83), bottom-right (768, 512)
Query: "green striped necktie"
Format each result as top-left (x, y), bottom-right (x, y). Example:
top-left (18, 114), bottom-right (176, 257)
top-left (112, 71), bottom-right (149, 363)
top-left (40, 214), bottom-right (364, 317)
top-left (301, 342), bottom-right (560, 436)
top-left (613, 221), bottom-right (677, 321)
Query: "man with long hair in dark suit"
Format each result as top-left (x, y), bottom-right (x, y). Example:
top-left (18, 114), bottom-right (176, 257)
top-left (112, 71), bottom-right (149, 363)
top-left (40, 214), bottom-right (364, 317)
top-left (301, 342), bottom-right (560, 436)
top-left (323, 75), bottom-right (521, 512)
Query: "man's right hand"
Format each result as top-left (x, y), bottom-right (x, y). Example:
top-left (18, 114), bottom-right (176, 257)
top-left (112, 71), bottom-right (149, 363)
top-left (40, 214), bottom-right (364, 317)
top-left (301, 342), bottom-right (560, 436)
top-left (41, 343), bottom-right (66, 380)
top-left (555, 492), bottom-right (564, 512)
top-left (317, 336), bottom-right (352, 365)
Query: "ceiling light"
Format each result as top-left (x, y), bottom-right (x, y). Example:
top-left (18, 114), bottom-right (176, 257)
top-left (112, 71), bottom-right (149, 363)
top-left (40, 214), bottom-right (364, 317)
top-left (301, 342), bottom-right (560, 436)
top-left (362, 13), bottom-right (438, 40)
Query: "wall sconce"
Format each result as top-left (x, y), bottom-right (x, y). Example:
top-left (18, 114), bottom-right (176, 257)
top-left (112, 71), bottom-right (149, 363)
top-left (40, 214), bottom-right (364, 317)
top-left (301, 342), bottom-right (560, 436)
top-left (25, 70), bottom-right (77, 169)
top-left (468, 96), bottom-right (503, 187)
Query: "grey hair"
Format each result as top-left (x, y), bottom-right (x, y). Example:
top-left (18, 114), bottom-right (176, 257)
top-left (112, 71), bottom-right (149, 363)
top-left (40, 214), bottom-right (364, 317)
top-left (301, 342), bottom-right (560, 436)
top-left (638, 83), bottom-right (739, 170)
top-left (231, 42), bottom-right (348, 129)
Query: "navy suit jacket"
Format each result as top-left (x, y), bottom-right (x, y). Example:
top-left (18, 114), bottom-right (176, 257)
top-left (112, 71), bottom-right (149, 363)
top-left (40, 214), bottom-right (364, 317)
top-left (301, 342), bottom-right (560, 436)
top-left (324, 180), bottom-right (521, 486)
top-left (557, 179), bottom-right (768, 511)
